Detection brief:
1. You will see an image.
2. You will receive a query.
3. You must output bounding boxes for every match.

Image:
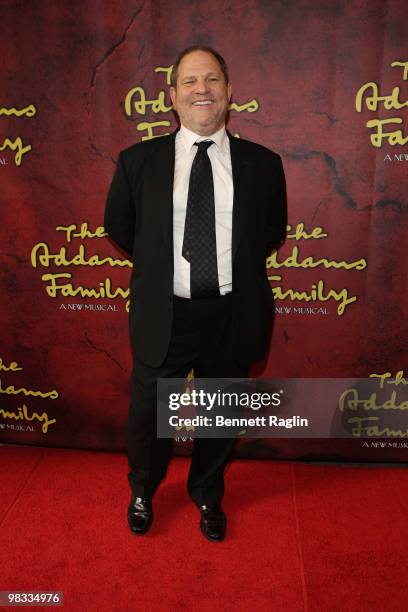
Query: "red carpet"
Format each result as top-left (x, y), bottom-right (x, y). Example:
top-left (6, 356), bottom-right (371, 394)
top-left (1, 446), bottom-right (408, 611)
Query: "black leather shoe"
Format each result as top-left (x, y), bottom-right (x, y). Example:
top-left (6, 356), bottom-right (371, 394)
top-left (127, 497), bottom-right (153, 535)
top-left (199, 504), bottom-right (226, 542)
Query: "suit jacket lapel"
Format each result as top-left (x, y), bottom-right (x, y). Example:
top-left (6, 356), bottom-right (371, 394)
top-left (228, 131), bottom-right (254, 262)
top-left (146, 130), bottom-right (177, 256)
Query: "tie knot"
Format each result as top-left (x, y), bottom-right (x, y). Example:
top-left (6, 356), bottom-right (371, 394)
top-left (194, 140), bottom-right (214, 153)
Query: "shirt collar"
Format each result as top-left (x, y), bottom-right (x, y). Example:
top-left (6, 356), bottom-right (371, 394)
top-left (179, 124), bottom-right (229, 154)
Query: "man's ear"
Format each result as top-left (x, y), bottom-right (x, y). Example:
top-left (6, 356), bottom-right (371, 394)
top-left (170, 86), bottom-right (176, 109)
top-left (227, 83), bottom-right (232, 102)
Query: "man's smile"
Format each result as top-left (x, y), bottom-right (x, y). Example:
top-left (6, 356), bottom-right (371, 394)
top-left (192, 100), bottom-right (214, 106)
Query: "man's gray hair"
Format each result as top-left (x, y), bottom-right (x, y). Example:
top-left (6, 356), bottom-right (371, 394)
top-left (171, 45), bottom-right (229, 87)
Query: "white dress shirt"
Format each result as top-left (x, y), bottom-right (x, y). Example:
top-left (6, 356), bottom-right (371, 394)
top-left (173, 124), bottom-right (234, 298)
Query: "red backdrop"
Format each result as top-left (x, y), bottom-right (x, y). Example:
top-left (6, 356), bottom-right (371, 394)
top-left (1, 0), bottom-right (407, 461)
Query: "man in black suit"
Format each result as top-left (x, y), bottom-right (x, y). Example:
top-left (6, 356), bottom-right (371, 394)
top-left (104, 45), bottom-right (287, 541)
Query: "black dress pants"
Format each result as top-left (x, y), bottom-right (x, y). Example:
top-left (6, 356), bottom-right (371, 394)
top-left (127, 293), bottom-right (249, 506)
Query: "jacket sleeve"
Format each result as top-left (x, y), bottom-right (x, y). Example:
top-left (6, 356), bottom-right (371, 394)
top-left (267, 154), bottom-right (287, 253)
top-left (104, 151), bottom-right (135, 257)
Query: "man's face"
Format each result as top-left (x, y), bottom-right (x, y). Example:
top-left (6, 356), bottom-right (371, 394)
top-left (170, 50), bottom-right (232, 136)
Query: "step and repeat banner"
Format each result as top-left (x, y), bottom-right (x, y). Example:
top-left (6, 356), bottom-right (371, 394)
top-left (0, 0), bottom-right (406, 461)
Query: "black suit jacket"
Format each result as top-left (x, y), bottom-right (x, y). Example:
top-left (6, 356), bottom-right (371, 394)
top-left (104, 130), bottom-right (287, 367)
